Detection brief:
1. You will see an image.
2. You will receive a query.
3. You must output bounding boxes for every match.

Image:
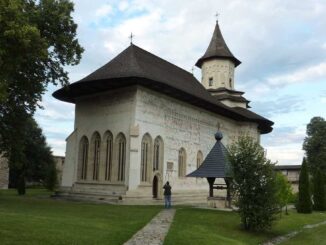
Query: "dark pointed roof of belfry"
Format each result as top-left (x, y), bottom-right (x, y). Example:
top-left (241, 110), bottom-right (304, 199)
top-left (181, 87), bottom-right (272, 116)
top-left (53, 44), bottom-right (273, 134)
top-left (196, 21), bottom-right (241, 68)
top-left (187, 132), bottom-right (232, 178)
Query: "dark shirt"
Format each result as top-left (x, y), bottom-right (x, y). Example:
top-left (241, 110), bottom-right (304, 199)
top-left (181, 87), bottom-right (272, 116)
top-left (163, 184), bottom-right (172, 196)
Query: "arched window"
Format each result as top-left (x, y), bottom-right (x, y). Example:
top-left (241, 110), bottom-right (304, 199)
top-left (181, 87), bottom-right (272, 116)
top-left (116, 133), bottom-right (126, 182)
top-left (197, 150), bottom-right (203, 169)
top-left (178, 148), bottom-right (186, 177)
top-left (141, 133), bottom-right (152, 182)
top-left (153, 136), bottom-right (164, 172)
top-left (91, 132), bottom-right (101, 181)
top-left (78, 136), bottom-right (89, 180)
top-left (104, 131), bottom-right (113, 181)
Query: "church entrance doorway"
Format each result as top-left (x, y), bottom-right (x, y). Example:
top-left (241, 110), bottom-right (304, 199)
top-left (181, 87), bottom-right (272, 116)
top-left (152, 176), bottom-right (158, 199)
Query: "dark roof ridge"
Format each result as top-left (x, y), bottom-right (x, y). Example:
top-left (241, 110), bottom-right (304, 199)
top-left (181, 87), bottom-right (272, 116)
top-left (130, 44), bottom-right (195, 78)
top-left (53, 43), bottom-right (273, 134)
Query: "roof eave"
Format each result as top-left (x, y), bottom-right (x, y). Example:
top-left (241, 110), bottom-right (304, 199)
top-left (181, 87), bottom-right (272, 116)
top-left (195, 55), bottom-right (241, 68)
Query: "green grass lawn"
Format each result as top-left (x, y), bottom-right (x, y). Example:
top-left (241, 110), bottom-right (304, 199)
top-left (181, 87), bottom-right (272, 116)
top-left (164, 207), bottom-right (326, 245)
top-left (281, 221), bottom-right (326, 245)
top-left (2, 189), bottom-right (326, 245)
top-left (0, 188), bottom-right (162, 245)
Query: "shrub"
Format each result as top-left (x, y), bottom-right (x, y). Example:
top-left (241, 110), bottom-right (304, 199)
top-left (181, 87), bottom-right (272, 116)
top-left (229, 135), bottom-right (278, 231)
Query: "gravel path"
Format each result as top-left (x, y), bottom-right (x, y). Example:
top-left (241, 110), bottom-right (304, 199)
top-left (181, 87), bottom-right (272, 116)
top-left (124, 209), bottom-right (176, 245)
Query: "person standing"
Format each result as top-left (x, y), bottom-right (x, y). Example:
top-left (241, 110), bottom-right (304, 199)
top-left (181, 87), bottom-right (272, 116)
top-left (163, 181), bottom-right (172, 208)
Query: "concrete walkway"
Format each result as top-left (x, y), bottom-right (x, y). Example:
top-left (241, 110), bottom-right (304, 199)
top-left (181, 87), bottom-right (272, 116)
top-left (124, 209), bottom-right (176, 245)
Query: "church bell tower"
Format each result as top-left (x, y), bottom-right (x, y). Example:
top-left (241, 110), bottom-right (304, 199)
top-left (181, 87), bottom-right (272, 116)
top-left (196, 21), bottom-right (249, 108)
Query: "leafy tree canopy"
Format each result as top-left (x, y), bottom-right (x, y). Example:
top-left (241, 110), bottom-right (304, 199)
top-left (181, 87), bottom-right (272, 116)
top-left (10, 116), bottom-right (57, 192)
top-left (275, 172), bottom-right (293, 215)
top-left (228, 135), bottom-right (278, 231)
top-left (0, 0), bottom-right (83, 194)
top-left (303, 117), bottom-right (326, 174)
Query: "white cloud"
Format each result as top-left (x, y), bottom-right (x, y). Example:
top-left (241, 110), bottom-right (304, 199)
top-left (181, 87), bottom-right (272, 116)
top-left (266, 146), bottom-right (304, 165)
top-left (321, 97), bottom-right (326, 103)
top-left (118, 1), bottom-right (129, 11)
top-left (267, 62), bottom-right (326, 86)
top-left (95, 4), bottom-right (113, 17)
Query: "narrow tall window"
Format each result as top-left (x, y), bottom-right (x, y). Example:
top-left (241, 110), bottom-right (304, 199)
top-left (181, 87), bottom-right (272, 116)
top-left (197, 150), bottom-right (203, 169)
top-left (117, 133), bottom-right (126, 181)
top-left (229, 78), bottom-right (232, 88)
top-left (92, 133), bottom-right (101, 181)
top-left (209, 77), bottom-right (213, 87)
top-left (79, 137), bottom-right (89, 180)
top-left (153, 143), bottom-right (159, 171)
top-left (178, 148), bottom-right (186, 177)
top-left (153, 136), bottom-right (163, 172)
top-left (104, 131), bottom-right (113, 181)
top-left (141, 134), bottom-right (152, 182)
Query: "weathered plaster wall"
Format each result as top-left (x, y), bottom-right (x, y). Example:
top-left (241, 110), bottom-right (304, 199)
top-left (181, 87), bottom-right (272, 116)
top-left (201, 59), bottom-right (235, 89)
top-left (60, 87), bottom-right (136, 192)
top-left (133, 86), bottom-right (259, 192)
top-left (60, 85), bottom-right (260, 198)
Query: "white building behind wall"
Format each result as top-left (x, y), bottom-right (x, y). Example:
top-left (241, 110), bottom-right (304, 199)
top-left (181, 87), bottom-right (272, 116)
top-left (54, 21), bottom-right (273, 204)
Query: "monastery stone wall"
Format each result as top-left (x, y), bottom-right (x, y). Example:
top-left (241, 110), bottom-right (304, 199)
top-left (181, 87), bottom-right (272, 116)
top-left (133, 86), bottom-right (259, 192)
top-left (60, 85), bottom-right (259, 199)
top-left (60, 87), bottom-right (136, 190)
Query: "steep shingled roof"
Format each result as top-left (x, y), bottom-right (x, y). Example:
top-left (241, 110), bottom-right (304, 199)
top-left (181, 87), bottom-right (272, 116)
top-left (53, 44), bottom-right (273, 134)
top-left (195, 21), bottom-right (241, 68)
top-left (187, 132), bottom-right (232, 178)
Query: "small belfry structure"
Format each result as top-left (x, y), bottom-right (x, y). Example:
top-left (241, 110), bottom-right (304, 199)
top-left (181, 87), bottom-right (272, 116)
top-left (196, 20), bottom-right (250, 109)
top-left (187, 131), bottom-right (233, 208)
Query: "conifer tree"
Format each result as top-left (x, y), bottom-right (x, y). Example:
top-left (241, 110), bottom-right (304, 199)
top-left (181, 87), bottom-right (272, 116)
top-left (297, 158), bottom-right (312, 213)
top-left (313, 168), bottom-right (326, 211)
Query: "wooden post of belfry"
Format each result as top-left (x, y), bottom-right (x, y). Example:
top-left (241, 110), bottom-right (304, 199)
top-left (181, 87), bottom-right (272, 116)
top-left (225, 178), bottom-right (232, 208)
top-left (207, 177), bottom-right (215, 197)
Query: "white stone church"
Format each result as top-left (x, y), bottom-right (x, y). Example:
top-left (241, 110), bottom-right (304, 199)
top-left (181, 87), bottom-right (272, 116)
top-left (53, 21), bottom-right (273, 204)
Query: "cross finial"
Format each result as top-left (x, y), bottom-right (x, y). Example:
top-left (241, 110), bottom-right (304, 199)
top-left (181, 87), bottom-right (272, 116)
top-left (215, 12), bottom-right (219, 22)
top-left (129, 32), bottom-right (134, 45)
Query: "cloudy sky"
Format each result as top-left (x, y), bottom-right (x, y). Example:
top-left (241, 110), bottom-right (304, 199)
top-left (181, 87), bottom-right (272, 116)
top-left (35, 0), bottom-right (326, 165)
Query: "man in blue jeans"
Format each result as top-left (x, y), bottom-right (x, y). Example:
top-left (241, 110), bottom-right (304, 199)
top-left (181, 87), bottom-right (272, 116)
top-left (163, 181), bottom-right (172, 208)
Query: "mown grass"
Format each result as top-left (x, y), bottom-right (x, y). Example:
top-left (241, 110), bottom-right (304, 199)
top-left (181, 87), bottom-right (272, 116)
top-left (164, 207), bottom-right (326, 245)
top-left (2, 189), bottom-right (326, 245)
top-left (281, 220), bottom-right (326, 245)
top-left (0, 188), bottom-right (162, 245)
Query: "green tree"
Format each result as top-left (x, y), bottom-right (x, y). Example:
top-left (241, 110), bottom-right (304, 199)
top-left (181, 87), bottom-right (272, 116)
top-left (275, 172), bottom-right (293, 216)
top-left (297, 158), bottom-right (312, 213)
top-left (303, 117), bottom-right (326, 176)
top-left (0, 0), bottom-right (83, 194)
top-left (313, 168), bottom-right (326, 211)
top-left (9, 116), bottom-right (57, 192)
top-left (228, 135), bottom-right (278, 231)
